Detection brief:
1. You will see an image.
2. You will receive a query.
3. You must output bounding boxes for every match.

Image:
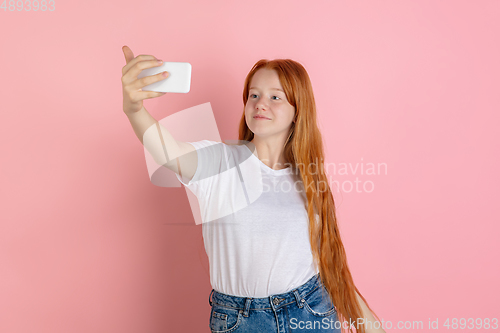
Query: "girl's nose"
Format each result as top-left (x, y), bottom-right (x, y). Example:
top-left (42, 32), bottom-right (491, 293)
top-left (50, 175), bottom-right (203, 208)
top-left (255, 99), bottom-right (268, 110)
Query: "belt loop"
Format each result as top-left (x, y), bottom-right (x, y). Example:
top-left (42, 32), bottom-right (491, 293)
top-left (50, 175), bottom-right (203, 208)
top-left (242, 297), bottom-right (252, 317)
top-left (292, 289), bottom-right (304, 308)
top-left (209, 289), bottom-right (214, 306)
top-left (316, 272), bottom-right (323, 290)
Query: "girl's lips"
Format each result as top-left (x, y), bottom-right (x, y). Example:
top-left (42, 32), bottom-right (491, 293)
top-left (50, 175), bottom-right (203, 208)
top-left (254, 116), bottom-right (271, 120)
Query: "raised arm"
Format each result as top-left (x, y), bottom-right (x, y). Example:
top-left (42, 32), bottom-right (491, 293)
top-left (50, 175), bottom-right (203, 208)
top-left (121, 46), bottom-right (198, 183)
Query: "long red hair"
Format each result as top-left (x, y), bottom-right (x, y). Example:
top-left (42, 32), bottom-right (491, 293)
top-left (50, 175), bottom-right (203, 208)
top-left (238, 59), bottom-right (381, 333)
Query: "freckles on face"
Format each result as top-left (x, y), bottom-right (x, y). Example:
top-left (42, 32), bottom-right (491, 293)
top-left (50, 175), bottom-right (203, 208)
top-left (245, 68), bottom-right (295, 125)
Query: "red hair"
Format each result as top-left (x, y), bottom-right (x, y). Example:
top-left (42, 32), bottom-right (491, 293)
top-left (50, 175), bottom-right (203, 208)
top-left (238, 59), bottom-right (382, 333)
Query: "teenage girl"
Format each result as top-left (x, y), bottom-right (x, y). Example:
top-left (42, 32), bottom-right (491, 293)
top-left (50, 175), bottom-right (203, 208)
top-left (121, 45), bottom-right (386, 333)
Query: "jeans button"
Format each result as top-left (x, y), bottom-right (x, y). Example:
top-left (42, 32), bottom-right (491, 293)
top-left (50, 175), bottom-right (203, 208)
top-left (273, 297), bottom-right (284, 305)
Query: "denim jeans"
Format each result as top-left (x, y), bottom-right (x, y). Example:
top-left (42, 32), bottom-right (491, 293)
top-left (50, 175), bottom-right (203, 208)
top-left (208, 273), bottom-right (342, 333)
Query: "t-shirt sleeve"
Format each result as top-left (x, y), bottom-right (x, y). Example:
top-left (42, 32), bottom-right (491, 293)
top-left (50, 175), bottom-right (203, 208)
top-left (175, 139), bottom-right (230, 198)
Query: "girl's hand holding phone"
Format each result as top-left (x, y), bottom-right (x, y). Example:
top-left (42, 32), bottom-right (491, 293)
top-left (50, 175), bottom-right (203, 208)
top-left (121, 45), bottom-right (169, 115)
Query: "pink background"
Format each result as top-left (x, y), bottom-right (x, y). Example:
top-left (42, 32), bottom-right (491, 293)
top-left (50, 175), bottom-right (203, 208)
top-left (1, 0), bottom-right (499, 332)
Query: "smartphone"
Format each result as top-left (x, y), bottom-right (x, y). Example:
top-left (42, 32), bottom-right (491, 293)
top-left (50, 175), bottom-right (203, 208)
top-left (137, 61), bottom-right (192, 93)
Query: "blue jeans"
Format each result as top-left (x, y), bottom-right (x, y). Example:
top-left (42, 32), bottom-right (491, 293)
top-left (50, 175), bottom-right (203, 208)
top-left (208, 273), bottom-right (342, 333)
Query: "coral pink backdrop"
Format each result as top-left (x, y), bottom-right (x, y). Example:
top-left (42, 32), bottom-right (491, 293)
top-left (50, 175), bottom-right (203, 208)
top-left (1, 0), bottom-right (499, 332)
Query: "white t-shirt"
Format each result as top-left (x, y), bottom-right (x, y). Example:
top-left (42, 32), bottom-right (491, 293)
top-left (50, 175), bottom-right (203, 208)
top-left (175, 140), bottom-right (319, 298)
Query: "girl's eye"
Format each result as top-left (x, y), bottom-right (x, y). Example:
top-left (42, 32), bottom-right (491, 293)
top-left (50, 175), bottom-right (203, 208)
top-left (249, 94), bottom-right (280, 100)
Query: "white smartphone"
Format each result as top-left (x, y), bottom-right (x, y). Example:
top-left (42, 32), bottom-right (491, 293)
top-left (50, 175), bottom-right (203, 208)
top-left (138, 61), bottom-right (192, 93)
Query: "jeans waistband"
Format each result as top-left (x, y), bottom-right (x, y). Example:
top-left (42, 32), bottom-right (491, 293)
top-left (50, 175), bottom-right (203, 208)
top-left (209, 273), bottom-right (322, 315)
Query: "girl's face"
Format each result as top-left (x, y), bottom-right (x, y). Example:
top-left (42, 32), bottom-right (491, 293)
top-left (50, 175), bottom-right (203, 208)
top-left (245, 68), bottom-right (296, 141)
